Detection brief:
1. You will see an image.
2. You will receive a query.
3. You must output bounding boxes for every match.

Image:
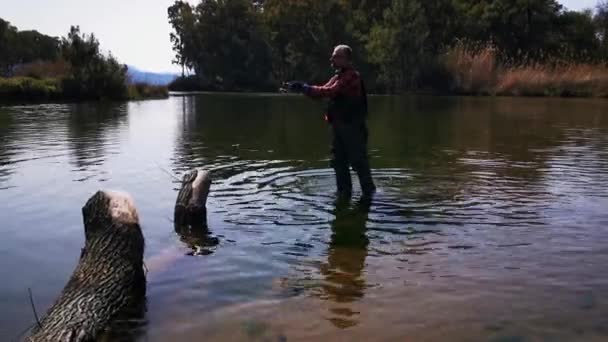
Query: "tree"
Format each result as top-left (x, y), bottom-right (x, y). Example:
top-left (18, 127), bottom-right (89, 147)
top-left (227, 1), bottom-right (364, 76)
top-left (0, 19), bottom-right (18, 76)
top-left (262, 0), bottom-right (341, 84)
top-left (61, 26), bottom-right (128, 100)
top-left (0, 18), bottom-right (60, 76)
top-left (168, 1), bottom-right (196, 77)
top-left (166, 0), bottom-right (608, 94)
top-left (555, 10), bottom-right (600, 60)
top-left (365, 0), bottom-right (429, 92)
top-left (453, 0), bottom-right (563, 57)
top-left (16, 30), bottom-right (60, 63)
top-left (596, 1), bottom-right (608, 57)
top-left (168, 0), bottom-right (274, 90)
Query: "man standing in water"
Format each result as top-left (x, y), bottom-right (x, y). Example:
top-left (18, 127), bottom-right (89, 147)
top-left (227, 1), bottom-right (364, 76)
top-left (285, 45), bottom-right (376, 200)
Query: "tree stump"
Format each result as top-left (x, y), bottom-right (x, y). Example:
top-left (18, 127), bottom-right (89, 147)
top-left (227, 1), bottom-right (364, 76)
top-left (28, 190), bottom-right (146, 342)
top-left (174, 169), bottom-right (218, 255)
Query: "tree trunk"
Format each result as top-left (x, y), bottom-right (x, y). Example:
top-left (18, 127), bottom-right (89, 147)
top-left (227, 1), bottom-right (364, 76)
top-left (174, 169), bottom-right (218, 255)
top-left (28, 191), bottom-right (146, 342)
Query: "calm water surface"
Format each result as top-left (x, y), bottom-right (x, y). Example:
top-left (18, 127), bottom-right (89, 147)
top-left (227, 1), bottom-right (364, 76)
top-left (1, 95), bottom-right (607, 341)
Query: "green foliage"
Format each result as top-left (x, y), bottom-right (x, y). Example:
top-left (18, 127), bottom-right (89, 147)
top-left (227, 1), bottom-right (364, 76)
top-left (365, 0), bottom-right (429, 92)
top-left (0, 22), bottom-right (165, 102)
top-left (0, 77), bottom-right (62, 101)
top-left (164, 0), bottom-right (608, 94)
top-left (168, 75), bottom-right (207, 91)
top-left (168, 0), bottom-right (274, 91)
top-left (168, 1), bottom-right (196, 77)
top-left (60, 26), bottom-right (129, 100)
top-left (597, 1), bottom-right (608, 57)
top-left (263, 0), bottom-right (356, 84)
top-left (128, 82), bottom-right (169, 100)
top-left (0, 18), bottom-right (60, 76)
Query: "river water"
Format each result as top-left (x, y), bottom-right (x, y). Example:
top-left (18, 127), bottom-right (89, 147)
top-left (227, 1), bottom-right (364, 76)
top-left (1, 95), bottom-right (607, 341)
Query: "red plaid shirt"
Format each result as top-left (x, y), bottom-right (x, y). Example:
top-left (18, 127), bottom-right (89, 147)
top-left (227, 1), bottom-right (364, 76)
top-left (306, 67), bottom-right (362, 98)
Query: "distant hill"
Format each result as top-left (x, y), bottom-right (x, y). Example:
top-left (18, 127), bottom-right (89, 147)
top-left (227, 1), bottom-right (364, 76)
top-left (127, 65), bottom-right (178, 86)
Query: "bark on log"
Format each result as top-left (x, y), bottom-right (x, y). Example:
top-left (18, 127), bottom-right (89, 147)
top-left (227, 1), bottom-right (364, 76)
top-left (174, 169), bottom-right (211, 227)
top-left (174, 169), bottom-right (218, 255)
top-left (28, 190), bottom-right (146, 342)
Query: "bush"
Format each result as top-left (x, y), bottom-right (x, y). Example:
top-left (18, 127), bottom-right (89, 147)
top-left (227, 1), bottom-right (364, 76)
top-left (442, 41), bottom-right (498, 95)
top-left (0, 77), bottom-right (61, 101)
top-left (13, 60), bottom-right (70, 79)
top-left (128, 82), bottom-right (169, 99)
top-left (168, 75), bottom-right (205, 92)
top-left (439, 41), bottom-right (608, 98)
top-left (496, 63), bottom-right (608, 97)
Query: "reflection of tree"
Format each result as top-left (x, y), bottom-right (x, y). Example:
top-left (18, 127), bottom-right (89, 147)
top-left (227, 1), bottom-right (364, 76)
top-left (0, 109), bottom-right (16, 185)
top-left (67, 102), bottom-right (127, 170)
top-left (368, 97), bottom-right (608, 215)
top-left (317, 199), bottom-right (371, 329)
top-left (172, 94), bottom-right (330, 174)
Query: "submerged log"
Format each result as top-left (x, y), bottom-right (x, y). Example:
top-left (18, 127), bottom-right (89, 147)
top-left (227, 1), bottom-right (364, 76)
top-left (174, 169), bottom-right (211, 227)
top-left (28, 190), bottom-right (146, 342)
top-left (174, 169), bottom-right (218, 255)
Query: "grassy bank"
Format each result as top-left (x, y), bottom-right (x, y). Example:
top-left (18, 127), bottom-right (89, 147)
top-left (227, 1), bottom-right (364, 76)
top-left (1, 27), bottom-right (168, 104)
top-left (0, 76), bottom-right (168, 103)
top-left (128, 82), bottom-right (169, 100)
top-left (0, 77), bottom-right (62, 101)
top-left (443, 42), bottom-right (608, 98)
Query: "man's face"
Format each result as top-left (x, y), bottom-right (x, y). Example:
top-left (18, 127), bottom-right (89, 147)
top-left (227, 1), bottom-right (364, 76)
top-left (330, 49), bottom-right (348, 69)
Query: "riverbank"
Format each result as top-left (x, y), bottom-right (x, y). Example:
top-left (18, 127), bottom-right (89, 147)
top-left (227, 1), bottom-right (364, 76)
top-left (0, 77), bottom-right (168, 104)
top-left (442, 43), bottom-right (608, 98)
top-left (167, 67), bottom-right (608, 100)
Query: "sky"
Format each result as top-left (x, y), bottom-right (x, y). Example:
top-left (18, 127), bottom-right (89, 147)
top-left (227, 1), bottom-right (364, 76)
top-left (0, 0), bottom-right (600, 73)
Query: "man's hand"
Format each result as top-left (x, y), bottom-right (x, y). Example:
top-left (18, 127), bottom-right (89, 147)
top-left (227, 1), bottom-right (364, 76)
top-left (283, 81), bottom-right (310, 93)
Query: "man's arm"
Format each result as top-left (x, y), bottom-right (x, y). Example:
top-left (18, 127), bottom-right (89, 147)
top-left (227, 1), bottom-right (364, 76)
top-left (303, 75), bottom-right (338, 98)
top-left (305, 71), bottom-right (357, 98)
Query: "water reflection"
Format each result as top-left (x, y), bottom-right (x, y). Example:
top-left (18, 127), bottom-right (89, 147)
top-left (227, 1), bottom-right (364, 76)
top-left (174, 217), bottom-right (220, 256)
top-left (0, 109), bottom-right (16, 187)
top-left (319, 198), bottom-right (371, 328)
top-left (67, 103), bottom-right (127, 174)
top-left (172, 94), bottom-right (330, 175)
top-left (2, 96), bottom-right (608, 341)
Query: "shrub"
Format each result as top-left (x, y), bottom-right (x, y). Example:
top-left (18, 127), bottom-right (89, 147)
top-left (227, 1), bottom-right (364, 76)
top-left (440, 41), bottom-right (608, 97)
top-left (0, 77), bottom-right (61, 101)
top-left (128, 82), bottom-right (169, 99)
top-left (12, 60), bottom-right (70, 79)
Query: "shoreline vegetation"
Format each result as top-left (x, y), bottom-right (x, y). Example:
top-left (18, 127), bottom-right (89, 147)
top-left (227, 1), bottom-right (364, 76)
top-left (4, 0), bottom-right (608, 103)
top-left (0, 21), bottom-right (167, 104)
top-left (167, 0), bottom-right (608, 99)
top-left (444, 41), bottom-right (608, 98)
top-left (167, 42), bottom-right (608, 99)
top-left (0, 76), bottom-right (168, 104)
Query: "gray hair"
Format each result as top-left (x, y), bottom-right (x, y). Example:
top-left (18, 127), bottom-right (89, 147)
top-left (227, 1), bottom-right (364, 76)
top-left (333, 44), bottom-right (353, 59)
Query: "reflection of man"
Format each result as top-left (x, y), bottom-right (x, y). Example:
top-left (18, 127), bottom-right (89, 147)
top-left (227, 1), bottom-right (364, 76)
top-left (285, 45), bottom-right (376, 200)
top-left (319, 199), bottom-right (371, 327)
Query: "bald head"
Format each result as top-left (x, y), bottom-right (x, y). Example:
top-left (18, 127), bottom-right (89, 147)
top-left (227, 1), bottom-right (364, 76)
top-left (334, 45), bottom-right (352, 59)
top-left (331, 44), bottom-right (353, 69)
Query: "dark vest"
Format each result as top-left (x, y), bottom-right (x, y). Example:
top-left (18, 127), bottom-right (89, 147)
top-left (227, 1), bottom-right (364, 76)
top-left (327, 77), bottom-right (368, 124)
